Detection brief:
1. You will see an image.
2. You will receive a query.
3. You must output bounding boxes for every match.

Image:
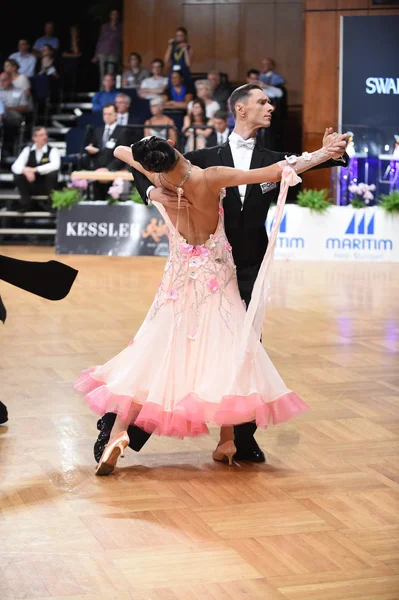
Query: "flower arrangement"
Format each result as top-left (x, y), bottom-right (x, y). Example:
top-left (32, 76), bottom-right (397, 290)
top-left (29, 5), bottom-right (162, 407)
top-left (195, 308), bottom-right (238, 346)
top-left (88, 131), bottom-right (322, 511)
top-left (107, 177), bottom-right (125, 205)
top-left (296, 188), bottom-right (331, 213)
top-left (348, 182), bottom-right (376, 208)
top-left (51, 178), bottom-right (88, 209)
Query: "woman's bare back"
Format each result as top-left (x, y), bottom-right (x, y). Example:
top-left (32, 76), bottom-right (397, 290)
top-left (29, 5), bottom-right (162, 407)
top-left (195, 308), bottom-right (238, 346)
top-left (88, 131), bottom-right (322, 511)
top-left (154, 166), bottom-right (220, 247)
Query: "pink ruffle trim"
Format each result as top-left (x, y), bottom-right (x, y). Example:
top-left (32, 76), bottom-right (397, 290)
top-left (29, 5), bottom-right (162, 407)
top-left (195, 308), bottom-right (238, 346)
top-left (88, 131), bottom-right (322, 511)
top-left (74, 367), bottom-right (309, 438)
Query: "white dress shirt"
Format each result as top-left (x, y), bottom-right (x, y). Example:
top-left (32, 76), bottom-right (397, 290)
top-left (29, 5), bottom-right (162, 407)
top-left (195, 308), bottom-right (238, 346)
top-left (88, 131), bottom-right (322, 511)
top-left (228, 131), bottom-right (256, 205)
top-left (11, 144), bottom-right (61, 175)
top-left (117, 112), bottom-right (129, 126)
top-left (216, 129), bottom-right (229, 145)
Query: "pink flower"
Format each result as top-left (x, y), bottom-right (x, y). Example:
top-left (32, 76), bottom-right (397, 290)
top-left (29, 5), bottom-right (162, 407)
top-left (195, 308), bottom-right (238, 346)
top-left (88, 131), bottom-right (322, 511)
top-left (220, 188), bottom-right (226, 200)
top-left (225, 241), bottom-right (232, 252)
top-left (207, 278), bottom-right (219, 293)
top-left (200, 246), bottom-right (211, 257)
top-left (181, 242), bottom-right (194, 255)
top-left (191, 246), bottom-right (202, 256)
top-left (189, 256), bottom-right (207, 268)
top-left (167, 288), bottom-right (179, 301)
top-left (218, 206), bottom-right (224, 216)
top-left (363, 190), bottom-right (374, 201)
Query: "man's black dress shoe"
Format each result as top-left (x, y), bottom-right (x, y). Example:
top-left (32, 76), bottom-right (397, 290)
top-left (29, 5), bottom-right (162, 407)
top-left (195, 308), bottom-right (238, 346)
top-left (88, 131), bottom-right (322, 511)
top-left (0, 401), bottom-right (8, 425)
top-left (233, 443), bottom-right (266, 463)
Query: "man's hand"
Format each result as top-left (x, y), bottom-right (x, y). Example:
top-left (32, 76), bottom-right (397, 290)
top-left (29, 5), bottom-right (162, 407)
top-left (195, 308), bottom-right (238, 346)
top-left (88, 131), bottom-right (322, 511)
top-left (149, 186), bottom-right (191, 208)
top-left (23, 167), bottom-right (35, 183)
top-left (85, 144), bottom-right (99, 155)
top-left (323, 127), bottom-right (349, 159)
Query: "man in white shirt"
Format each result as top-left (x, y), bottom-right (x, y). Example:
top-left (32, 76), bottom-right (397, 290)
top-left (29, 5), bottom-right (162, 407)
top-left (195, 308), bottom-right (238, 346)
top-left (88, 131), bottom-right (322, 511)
top-left (139, 59), bottom-right (168, 100)
top-left (246, 69), bottom-right (283, 99)
top-left (11, 126), bottom-right (60, 212)
top-left (9, 39), bottom-right (37, 78)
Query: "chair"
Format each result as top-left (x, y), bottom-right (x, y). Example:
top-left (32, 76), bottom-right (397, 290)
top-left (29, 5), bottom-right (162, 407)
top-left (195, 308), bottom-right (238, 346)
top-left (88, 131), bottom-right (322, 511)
top-left (61, 126), bottom-right (87, 171)
top-left (29, 75), bottom-right (50, 125)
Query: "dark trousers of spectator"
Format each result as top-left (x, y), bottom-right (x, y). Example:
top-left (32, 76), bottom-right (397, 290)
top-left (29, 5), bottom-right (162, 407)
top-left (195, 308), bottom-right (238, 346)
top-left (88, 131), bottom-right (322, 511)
top-left (14, 172), bottom-right (59, 211)
top-left (92, 181), bottom-right (111, 200)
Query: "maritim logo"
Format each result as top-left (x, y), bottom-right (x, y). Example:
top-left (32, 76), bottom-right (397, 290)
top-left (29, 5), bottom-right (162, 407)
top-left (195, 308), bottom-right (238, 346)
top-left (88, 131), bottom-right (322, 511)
top-left (326, 213), bottom-right (393, 251)
top-left (267, 212), bottom-right (305, 249)
top-left (366, 77), bottom-right (399, 95)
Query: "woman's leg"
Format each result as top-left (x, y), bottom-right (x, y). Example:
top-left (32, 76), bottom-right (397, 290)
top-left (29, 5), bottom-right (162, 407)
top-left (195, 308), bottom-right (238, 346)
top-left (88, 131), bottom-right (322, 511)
top-left (219, 425), bottom-right (234, 445)
top-left (108, 405), bottom-right (142, 441)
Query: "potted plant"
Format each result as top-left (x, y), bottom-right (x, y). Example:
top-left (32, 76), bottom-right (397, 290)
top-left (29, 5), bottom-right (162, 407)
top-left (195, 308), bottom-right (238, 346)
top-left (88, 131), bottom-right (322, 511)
top-left (296, 188), bottom-right (331, 213)
top-left (348, 182), bottom-right (375, 208)
top-left (378, 190), bottom-right (399, 213)
top-left (51, 178), bottom-right (88, 210)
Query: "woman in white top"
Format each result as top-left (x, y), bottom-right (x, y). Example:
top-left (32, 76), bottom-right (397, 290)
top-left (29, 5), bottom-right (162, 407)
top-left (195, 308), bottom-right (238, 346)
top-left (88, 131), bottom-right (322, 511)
top-left (187, 79), bottom-right (220, 119)
top-left (3, 59), bottom-right (31, 95)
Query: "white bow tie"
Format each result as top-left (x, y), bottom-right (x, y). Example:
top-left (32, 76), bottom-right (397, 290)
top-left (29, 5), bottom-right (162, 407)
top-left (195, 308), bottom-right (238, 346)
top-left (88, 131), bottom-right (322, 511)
top-left (231, 138), bottom-right (256, 151)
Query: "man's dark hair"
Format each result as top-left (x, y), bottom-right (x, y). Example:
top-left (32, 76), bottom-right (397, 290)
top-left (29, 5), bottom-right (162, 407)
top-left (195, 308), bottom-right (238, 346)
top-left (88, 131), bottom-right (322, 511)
top-left (33, 126), bottom-right (47, 135)
top-left (177, 26), bottom-right (188, 36)
top-left (228, 83), bottom-right (263, 119)
top-left (213, 110), bottom-right (228, 121)
top-left (132, 136), bottom-right (177, 173)
top-left (247, 69), bottom-right (260, 78)
top-left (152, 58), bottom-right (164, 68)
top-left (103, 102), bottom-right (117, 112)
top-left (129, 52), bottom-right (142, 63)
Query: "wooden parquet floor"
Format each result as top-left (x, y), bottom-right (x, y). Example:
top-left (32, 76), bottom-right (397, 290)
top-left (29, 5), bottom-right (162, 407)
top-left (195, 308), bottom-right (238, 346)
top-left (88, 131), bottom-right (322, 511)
top-left (1, 246), bottom-right (399, 600)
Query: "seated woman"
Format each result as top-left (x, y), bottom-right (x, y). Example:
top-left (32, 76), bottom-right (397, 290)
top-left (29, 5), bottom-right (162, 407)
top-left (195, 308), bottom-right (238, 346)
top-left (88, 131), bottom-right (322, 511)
top-left (187, 79), bottom-right (220, 119)
top-left (144, 97), bottom-right (177, 146)
top-left (74, 131), bottom-right (346, 476)
top-left (122, 52), bottom-right (149, 89)
top-left (182, 98), bottom-right (212, 152)
top-left (163, 70), bottom-right (193, 110)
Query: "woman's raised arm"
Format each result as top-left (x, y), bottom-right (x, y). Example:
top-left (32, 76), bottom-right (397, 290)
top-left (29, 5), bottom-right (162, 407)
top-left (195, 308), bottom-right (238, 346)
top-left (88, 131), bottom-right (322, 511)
top-left (113, 146), bottom-right (156, 184)
top-left (205, 133), bottom-right (348, 193)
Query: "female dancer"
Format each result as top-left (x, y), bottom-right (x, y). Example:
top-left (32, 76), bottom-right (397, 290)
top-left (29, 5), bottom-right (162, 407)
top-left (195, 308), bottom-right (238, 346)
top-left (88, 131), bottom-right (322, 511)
top-left (74, 134), bottom-right (345, 475)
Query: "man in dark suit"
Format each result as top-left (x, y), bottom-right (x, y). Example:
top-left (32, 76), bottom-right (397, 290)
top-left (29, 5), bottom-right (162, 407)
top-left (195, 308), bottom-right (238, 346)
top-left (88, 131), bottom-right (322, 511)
top-left (206, 110), bottom-right (230, 148)
top-left (94, 84), bottom-right (349, 464)
top-left (82, 102), bottom-right (129, 199)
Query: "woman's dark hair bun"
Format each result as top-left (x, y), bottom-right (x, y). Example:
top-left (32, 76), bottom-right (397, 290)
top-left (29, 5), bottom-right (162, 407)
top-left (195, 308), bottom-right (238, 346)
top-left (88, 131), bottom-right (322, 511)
top-left (131, 136), bottom-right (177, 173)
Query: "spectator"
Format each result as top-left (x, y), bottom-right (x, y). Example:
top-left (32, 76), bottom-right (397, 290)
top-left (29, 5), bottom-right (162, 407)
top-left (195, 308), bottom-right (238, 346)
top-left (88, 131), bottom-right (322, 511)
top-left (9, 39), bottom-right (36, 78)
top-left (260, 57), bottom-right (285, 87)
top-left (206, 110), bottom-right (230, 147)
top-left (164, 26), bottom-right (193, 85)
top-left (207, 70), bottom-right (230, 110)
top-left (33, 22), bottom-right (60, 57)
top-left (139, 59), bottom-right (168, 100)
top-left (3, 59), bottom-right (31, 97)
top-left (122, 52), bottom-right (149, 89)
top-left (115, 93), bottom-right (134, 126)
top-left (37, 45), bottom-right (58, 78)
top-left (11, 126), bottom-right (60, 213)
top-left (163, 70), bottom-right (193, 110)
top-left (0, 72), bottom-right (29, 128)
top-left (82, 102), bottom-right (129, 200)
top-left (61, 24), bottom-right (82, 95)
top-left (92, 74), bottom-right (118, 112)
top-left (246, 69), bottom-right (283, 99)
top-left (144, 98), bottom-right (177, 145)
top-left (187, 79), bottom-right (220, 119)
top-left (182, 98), bottom-right (212, 152)
top-left (92, 9), bottom-right (122, 87)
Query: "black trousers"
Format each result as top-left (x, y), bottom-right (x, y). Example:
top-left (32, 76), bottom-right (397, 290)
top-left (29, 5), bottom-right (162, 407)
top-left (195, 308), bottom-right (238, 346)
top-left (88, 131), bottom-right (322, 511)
top-left (14, 172), bottom-right (59, 209)
top-left (104, 263), bottom-right (261, 452)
